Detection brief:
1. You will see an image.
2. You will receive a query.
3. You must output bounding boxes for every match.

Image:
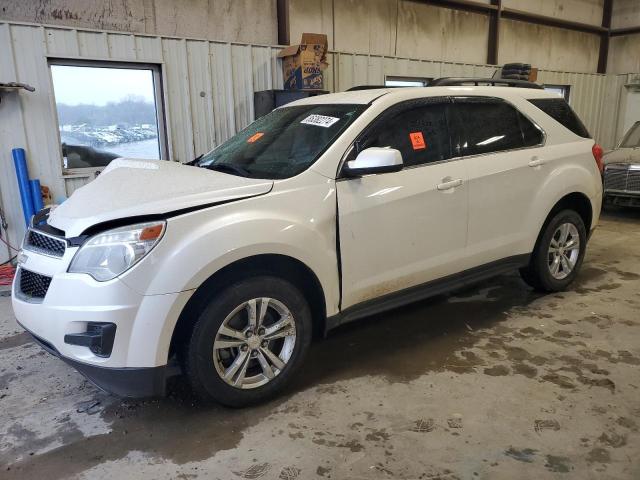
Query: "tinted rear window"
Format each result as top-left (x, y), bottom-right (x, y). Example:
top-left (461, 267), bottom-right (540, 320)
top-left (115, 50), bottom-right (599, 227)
top-left (528, 98), bottom-right (591, 138)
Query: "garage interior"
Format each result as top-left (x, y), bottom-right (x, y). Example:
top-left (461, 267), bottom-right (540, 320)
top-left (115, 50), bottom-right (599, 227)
top-left (1, 0), bottom-right (640, 478)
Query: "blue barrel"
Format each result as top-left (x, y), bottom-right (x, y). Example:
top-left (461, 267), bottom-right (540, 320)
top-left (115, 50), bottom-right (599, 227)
top-left (12, 148), bottom-right (35, 226)
top-left (30, 179), bottom-right (44, 213)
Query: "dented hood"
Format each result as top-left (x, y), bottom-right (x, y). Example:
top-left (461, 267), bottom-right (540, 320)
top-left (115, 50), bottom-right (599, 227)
top-left (49, 159), bottom-right (273, 236)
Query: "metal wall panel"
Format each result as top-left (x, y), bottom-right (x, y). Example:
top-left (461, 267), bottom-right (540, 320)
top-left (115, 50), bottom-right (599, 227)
top-left (0, 20), bottom-right (634, 263)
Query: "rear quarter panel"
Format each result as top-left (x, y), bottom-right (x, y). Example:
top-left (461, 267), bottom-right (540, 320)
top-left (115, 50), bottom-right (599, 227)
top-left (524, 140), bottom-right (602, 253)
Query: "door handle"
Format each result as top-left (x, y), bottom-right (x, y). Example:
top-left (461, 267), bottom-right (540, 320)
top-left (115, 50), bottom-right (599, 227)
top-left (528, 157), bottom-right (545, 168)
top-left (437, 178), bottom-right (463, 191)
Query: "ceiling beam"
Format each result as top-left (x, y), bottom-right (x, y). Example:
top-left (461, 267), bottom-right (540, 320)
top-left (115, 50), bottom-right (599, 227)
top-left (597, 0), bottom-right (612, 74)
top-left (414, 0), bottom-right (497, 16)
top-left (486, 0), bottom-right (502, 65)
top-left (610, 26), bottom-right (640, 37)
top-left (276, 0), bottom-right (290, 46)
top-left (413, 0), bottom-right (607, 35)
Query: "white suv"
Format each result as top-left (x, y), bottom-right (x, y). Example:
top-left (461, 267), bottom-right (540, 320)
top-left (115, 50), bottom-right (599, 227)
top-left (13, 80), bottom-right (603, 406)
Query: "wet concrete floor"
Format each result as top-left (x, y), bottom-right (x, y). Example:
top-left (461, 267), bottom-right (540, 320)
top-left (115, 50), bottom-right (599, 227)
top-left (1, 209), bottom-right (639, 479)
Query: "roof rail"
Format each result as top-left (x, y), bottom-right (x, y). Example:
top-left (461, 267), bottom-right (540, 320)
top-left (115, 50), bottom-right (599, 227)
top-left (429, 77), bottom-right (543, 89)
top-left (346, 85), bottom-right (398, 91)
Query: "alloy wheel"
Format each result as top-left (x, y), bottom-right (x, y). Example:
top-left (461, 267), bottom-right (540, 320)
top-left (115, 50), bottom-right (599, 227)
top-left (212, 297), bottom-right (297, 389)
top-left (547, 222), bottom-right (580, 280)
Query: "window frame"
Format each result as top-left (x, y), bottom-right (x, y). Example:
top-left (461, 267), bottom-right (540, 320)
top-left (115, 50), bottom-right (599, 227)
top-left (47, 58), bottom-right (169, 177)
top-left (384, 75), bottom-right (432, 87)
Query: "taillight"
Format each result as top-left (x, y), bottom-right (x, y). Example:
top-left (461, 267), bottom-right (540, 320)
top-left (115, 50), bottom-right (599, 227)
top-left (592, 143), bottom-right (604, 174)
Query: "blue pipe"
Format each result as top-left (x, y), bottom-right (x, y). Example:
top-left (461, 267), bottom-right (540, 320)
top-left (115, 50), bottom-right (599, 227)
top-left (12, 148), bottom-right (35, 226)
top-left (30, 179), bottom-right (44, 213)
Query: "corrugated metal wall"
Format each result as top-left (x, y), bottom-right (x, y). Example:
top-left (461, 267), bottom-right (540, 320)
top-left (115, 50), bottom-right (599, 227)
top-left (0, 20), bottom-right (632, 262)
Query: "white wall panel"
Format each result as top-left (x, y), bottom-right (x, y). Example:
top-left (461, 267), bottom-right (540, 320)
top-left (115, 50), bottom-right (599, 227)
top-left (77, 30), bottom-right (109, 57)
top-left (162, 38), bottom-right (195, 162)
top-left (210, 42), bottom-right (237, 145)
top-left (186, 40), bottom-right (216, 158)
top-left (0, 23), bottom-right (29, 262)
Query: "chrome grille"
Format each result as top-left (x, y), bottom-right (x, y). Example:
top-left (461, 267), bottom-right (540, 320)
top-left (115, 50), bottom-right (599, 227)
top-left (628, 171), bottom-right (640, 192)
top-left (604, 168), bottom-right (628, 191)
top-left (18, 269), bottom-right (52, 299)
top-left (25, 230), bottom-right (66, 257)
top-left (604, 165), bottom-right (640, 194)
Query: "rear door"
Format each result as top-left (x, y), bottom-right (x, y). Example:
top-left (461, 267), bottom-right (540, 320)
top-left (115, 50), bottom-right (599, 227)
top-left (449, 97), bottom-right (546, 266)
top-left (337, 97), bottom-right (469, 309)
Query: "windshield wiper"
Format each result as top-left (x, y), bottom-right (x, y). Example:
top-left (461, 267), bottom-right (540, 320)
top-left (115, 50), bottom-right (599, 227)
top-left (186, 154), bottom-right (203, 166)
top-left (205, 163), bottom-right (250, 177)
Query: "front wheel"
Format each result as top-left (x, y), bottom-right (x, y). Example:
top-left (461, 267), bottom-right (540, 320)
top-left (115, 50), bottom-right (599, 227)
top-left (184, 276), bottom-right (312, 407)
top-left (520, 209), bottom-right (587, 292)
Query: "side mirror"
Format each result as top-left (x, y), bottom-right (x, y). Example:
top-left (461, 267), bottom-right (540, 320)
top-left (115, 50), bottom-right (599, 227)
top-left (343, 147), bottom-right (404, 177)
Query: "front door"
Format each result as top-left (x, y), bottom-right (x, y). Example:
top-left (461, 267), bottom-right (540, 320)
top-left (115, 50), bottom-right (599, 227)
top-left (337, 98), bottom-right (469, 309)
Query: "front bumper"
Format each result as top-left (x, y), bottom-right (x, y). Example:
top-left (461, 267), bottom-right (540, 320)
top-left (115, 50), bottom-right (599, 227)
top-left (21, 323), bottom-right (169, 397)
top-left (603, 163), bottom-right (640, 206)
top-left (12, 239), bottom-right (193, 397)
top-left (604, 191), bottom-right (640, 207)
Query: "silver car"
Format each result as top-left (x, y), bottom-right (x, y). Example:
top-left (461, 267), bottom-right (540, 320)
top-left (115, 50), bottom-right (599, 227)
top-left (603, 121), bottom-right (640, 207)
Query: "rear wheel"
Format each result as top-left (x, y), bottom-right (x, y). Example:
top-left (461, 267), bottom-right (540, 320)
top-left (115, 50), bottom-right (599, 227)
top-left (520, 210), bottom-right (587, 292)
top-left (184, 276), bottom-right (312, 407)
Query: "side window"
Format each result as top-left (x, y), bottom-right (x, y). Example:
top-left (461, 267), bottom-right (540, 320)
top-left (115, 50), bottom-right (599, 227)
top-left (519, 112), bottom-right (544, 147)
top-left (360, 100), bottom-right (452, 167)
top-left (528, 98), bottom-right (591, 138)
top-left (450, 98), bottom-right (532, 156)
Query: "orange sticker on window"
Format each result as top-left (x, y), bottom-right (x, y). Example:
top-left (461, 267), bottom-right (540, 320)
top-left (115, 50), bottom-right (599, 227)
top-left (409, 132), bottom-right (426, 150)
top-left (247, 132), bottom-right (264, 143)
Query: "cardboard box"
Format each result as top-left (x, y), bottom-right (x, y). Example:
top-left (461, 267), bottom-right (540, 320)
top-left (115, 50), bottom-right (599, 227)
top-left (277, 33), bottom-right (328, 91)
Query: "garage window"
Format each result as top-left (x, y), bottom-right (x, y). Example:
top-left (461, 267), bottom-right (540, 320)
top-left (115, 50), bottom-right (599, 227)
top-left (49, 60), bottom-right (167, 173)
top-left (543, 84), bottom-right (570, 102)
top-left (385, 76), bottom-right (431, 87)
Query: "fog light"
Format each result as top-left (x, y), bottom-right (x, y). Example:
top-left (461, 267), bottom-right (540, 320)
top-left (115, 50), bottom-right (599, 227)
top-left (64, 323), bottom-right (116, 358)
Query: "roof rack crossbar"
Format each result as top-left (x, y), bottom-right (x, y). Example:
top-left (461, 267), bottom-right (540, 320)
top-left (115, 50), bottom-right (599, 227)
top-left (429, 77), bottom-right (543, 89)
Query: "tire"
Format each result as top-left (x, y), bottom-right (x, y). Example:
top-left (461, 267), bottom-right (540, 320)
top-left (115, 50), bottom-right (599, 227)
top-left (501, 69), bottom-right (525, 76)
top-left (184, 276), bottom-right (312, 407)
top-left (503, 63), bottom-right (529, 70)
top-left (520, 209), bottom-right (587, 292)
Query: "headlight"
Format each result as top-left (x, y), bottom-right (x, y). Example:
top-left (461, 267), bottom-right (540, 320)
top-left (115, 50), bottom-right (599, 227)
top-left (69, 221), bottom-right (166, 281)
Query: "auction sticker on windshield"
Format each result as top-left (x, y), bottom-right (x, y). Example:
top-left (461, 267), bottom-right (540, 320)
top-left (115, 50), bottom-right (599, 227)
top-left (301, 114), bottom-right (340, 128)
top-left (247, 132), bottom-right (265, 143)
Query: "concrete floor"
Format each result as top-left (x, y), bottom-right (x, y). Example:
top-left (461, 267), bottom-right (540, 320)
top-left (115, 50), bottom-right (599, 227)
top-left (1, 210), bottom-right (639, 480)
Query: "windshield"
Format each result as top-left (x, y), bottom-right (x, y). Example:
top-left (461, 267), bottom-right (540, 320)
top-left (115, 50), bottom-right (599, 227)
top-left (197, 104), bottom-right (366, 179)
top-left (620, 122), bottom-right (640, 148)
